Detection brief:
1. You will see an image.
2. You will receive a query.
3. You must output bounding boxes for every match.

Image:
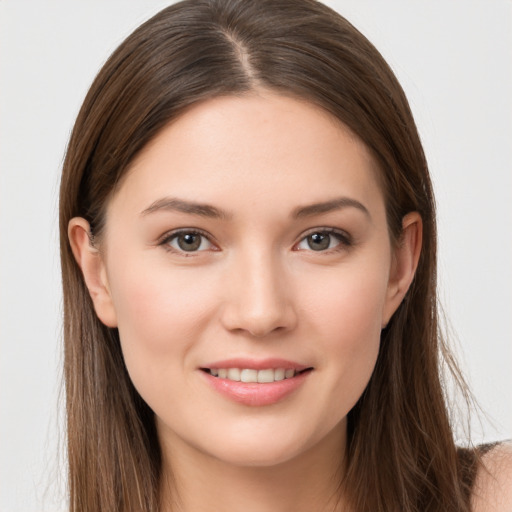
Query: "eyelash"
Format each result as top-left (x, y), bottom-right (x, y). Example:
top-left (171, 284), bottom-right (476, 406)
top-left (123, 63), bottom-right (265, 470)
top-left (158, 227), bottom-right (353, 256)
top-left (158, 228), bottom-right (216, 255)
top-left (296, 227), bottom-right (353, 253)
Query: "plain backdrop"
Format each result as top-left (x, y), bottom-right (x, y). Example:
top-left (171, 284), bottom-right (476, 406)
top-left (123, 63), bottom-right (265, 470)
top-left (1, 1), bottom-right (511, 510)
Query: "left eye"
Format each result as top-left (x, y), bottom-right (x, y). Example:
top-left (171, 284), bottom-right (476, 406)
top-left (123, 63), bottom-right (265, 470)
top-left (296, 230), bottom-right (349, 252)
top-left (164, 231), bottom-right (213, 253)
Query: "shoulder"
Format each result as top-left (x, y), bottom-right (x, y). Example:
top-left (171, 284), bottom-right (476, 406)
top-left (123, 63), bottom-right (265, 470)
top-left (471, 441), bottom-right (512, 512)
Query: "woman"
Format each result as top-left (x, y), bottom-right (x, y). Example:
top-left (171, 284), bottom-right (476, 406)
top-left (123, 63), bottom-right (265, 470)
top-left (59, 0), bottom-right (511, 510)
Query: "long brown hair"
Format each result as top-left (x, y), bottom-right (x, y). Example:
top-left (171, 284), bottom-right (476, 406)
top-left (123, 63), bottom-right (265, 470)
top-left (59, 0), bottom-right (477, 510)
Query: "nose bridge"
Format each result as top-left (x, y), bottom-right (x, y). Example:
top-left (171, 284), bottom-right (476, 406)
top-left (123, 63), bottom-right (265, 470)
top-left (222, 245), bottom-right (296, 337)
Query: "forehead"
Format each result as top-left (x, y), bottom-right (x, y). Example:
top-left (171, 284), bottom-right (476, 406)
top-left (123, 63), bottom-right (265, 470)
top-left (109, 92), bottom-right (385, 223)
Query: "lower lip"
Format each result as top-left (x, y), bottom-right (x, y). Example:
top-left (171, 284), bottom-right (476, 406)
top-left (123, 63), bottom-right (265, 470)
top-left (201, 370), bottom-right (312, 406)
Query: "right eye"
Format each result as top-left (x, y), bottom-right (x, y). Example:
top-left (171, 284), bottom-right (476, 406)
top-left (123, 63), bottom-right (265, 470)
top-left (160, 230), bottom-right (215, 254)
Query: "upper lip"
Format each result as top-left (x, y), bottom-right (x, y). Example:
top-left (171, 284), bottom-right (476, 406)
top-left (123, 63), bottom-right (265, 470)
top-left (201, 358), bottom-right (312, 371)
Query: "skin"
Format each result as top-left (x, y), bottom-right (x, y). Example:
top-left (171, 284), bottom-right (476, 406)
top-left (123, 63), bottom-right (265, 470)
top-left (69, 92), bottom-right (423, 511)
top-left (472, 443), bottom-right (512, 512)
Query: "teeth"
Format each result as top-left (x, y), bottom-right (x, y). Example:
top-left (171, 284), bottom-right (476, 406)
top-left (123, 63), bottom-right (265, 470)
top-left (257, 369), bottom-right (274, 383)
top-left (209, 368), bottom-right (298, 383)
top-left (274, 368), bottom-right (285, 381)
top-left (285, 369), bottom-right (295, 379)
top-left (240, 369), bottom-right (258, 382)
top-left (227, 368), bottom-right (241, 381)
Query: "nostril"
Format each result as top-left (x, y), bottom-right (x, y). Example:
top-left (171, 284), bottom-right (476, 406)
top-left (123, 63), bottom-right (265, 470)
top-left (219, 283), bottom-right (299, 337)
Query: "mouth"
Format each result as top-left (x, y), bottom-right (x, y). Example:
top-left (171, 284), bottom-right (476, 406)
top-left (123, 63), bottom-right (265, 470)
top-left (200, 367), bottom-right (313, 383)
top-left (199, 358), bottom-right (314, 405)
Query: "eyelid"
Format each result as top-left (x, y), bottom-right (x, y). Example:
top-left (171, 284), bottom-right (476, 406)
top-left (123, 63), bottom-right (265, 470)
top-left (157, 226), bottom-right (352, 255)
top-left (158, 228), bottom-right (219, 254)
top-left (293, 227), bottom-right (353, 252)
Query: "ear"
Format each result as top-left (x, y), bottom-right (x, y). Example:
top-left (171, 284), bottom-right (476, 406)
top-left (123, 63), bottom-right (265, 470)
top-left (68, 217), bottom-right (118, 327)
top-left (382, 212), bottom-right (423, 327)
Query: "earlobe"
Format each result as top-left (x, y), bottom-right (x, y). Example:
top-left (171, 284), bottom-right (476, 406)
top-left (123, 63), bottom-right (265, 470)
top-left (382, 212), bottom-right (423, 327)
top-left (68, 218), bottom-right (118, 328)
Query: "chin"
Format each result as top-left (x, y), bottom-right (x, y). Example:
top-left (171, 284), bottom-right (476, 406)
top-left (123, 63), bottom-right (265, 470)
top-left (211, 439), bottom-right (309, 468)
top-left (202, 419), bottom-right (342, 469)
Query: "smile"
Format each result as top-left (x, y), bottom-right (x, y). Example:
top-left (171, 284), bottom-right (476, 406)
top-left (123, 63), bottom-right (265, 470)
top-left (200, 361), bottom-right (313, 406)
top-left (203, 368), bottom-right (306, 383)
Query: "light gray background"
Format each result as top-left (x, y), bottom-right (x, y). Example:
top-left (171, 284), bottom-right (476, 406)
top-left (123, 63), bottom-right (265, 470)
top-left (1, 1), bottom-right (511, 510)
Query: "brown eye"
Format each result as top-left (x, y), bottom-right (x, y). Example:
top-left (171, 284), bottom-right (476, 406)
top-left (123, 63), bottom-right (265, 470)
top-left (306, 232), bottom-right (331, 251)
top-left (164, 231), bottom-right (213, 253)
top-left (295, 229), bottom-right (351, 252)
top-left (178, 233), bottom-right (201, 251)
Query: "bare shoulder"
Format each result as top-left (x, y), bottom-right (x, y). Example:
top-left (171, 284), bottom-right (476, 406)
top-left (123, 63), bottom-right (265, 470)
top-left (471, 442), bottom-right (512, 512)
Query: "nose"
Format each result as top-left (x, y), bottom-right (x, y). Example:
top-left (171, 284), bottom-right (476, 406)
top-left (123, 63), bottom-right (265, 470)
top-left (220, 250), bottom-right (298, 338)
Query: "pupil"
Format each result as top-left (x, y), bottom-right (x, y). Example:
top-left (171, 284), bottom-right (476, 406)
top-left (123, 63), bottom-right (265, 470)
top-left (178, 233), bottom-right (201, 251)
top-left (308, 233), bottom-right (330, 251)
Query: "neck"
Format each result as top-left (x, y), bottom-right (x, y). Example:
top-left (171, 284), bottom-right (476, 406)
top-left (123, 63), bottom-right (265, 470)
top-left (159, 421), bottom-right (347, 512)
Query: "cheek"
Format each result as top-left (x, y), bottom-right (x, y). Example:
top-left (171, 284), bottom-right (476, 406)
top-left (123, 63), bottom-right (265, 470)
top-left (304, 256), bottom-right (388, 343)
top-left (302, 259), bottom-right (389, 406)
top-left (110, 261), bottom-right (216, 345)
top-left (106, 259), bottom-right (220, 398)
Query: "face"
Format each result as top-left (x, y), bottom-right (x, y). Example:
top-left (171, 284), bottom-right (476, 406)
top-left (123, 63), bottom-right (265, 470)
top-left (76, 92), bottom-right (415, 469)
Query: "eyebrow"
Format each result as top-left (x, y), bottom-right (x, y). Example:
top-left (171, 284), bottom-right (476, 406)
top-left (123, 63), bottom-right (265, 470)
top-left (140, 197), bottom-right (232, 220)
top-left (140, 196), bottom-right (370, 220)
top-left (292, 197), bottom-right (371, 219)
